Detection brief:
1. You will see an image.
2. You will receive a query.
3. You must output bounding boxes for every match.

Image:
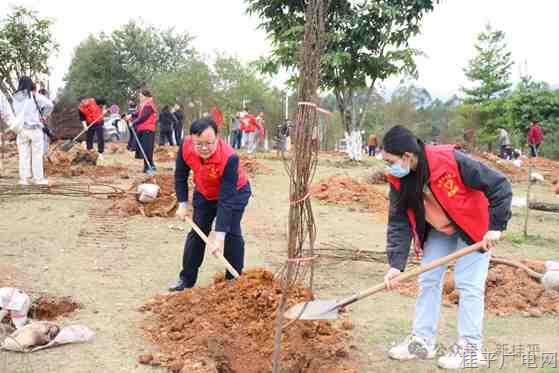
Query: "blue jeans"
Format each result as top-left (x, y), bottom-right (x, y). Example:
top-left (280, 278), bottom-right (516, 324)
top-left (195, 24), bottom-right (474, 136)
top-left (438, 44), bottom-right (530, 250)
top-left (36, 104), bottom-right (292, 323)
top-left (412, 230), bottom-right (490, 348)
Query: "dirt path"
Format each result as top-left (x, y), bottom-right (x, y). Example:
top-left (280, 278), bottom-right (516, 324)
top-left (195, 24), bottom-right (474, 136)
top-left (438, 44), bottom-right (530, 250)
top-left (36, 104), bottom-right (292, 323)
top-left (1, 149), bottom-right (558, 372)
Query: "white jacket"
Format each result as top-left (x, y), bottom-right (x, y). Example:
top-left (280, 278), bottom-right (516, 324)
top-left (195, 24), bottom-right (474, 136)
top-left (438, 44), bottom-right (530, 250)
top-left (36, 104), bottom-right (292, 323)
top-left (12, 91), bottom-right (53, 130)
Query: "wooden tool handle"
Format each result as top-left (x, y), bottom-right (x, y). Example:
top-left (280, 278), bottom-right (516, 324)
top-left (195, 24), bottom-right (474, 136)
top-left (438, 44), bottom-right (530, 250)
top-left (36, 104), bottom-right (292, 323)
top-left (183, 215), bottom-right (240, 278)
top-left (339, 241), bottom-right (486, 308)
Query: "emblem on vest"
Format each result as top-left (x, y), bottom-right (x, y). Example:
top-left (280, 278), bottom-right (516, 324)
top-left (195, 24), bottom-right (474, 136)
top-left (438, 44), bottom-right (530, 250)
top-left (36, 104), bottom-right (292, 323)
top-left (436, 172), bottom-right (459, 198)
top-left (207, 165), bottom-right (219, 179)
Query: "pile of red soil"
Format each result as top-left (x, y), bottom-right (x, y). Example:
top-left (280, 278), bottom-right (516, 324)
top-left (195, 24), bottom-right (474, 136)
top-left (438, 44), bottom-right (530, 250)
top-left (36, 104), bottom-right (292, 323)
top-left (45, 149), bottom-right (129, 178)
top-left (106, 143), bottom-right (126, 154)
top-left (473, 152), bottom-right (559, 184)
top-left (154, 146), bottom-right (177, 162)
top-left (29, 296), bottom-right (80, 320)
top-left (311, 176), bottom-right (388, 213)
top-left (398, 260), bottom-right (559, 317)
top-left (240, 155), bottom-right (273, 176)
top-left (0, 143), bottom-right (18, 158)
top-left (108, 173), bottom-right (178, 217)
top-left (139, 269), bottom-right (357, 373)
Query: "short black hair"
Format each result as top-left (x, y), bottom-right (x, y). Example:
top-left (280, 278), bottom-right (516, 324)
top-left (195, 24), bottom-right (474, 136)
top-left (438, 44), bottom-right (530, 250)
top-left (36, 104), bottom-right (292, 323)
top-left (190, 117), bottom-right (217, 136)
top-left (141, 89), bottom-right (152, 98)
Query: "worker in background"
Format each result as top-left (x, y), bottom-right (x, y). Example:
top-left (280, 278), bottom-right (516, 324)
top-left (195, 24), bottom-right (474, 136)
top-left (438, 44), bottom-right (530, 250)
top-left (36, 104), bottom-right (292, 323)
top-left (131, 89), bottom-right (157, 173)
top-left (158, 105), bottom-right (175, 146)
top-left (172, 104), bottom-right (184, 146)
top-left (240, 109), bottom-right (258, 154)
top-left (78, 96), bottom-right (106, 159)
top-left (169, 117), bottom-right (251, 291)
top-left (381, 126), bottom-right (512, 370)
top-left (230, 114), bottom-right (242, 149)
top-left (498, 128), bottom-right (511, 159)
top-left (126, 100), bottom-right (138, 151)
top-left (368, 132), bottom-right (378, 156)
top-left (13, 76), bottom-right (54, 185)
top-left (528, 120), bottom-right (544, 157)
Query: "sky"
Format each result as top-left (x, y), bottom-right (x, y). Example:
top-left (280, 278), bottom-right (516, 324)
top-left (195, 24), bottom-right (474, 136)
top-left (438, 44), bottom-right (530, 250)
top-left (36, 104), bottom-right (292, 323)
top-left (2, 0), bottom-right (559, 100)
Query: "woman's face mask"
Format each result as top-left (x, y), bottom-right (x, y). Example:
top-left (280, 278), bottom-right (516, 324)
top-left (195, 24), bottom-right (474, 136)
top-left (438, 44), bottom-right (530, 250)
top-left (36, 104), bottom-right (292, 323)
top-left (383, 152), bottom-right (411, 178)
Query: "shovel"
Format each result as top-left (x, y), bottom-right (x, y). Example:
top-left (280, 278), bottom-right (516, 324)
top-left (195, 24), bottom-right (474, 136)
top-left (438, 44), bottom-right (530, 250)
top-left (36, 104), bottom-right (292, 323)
top-left (183, 215), bottom-right (240, 279)
top-left (127, 121), bottom-right (156, 176)
top-left (285, 241), bottom-right (486, 321)
top-left (47, 110), bottom-right (108, 161)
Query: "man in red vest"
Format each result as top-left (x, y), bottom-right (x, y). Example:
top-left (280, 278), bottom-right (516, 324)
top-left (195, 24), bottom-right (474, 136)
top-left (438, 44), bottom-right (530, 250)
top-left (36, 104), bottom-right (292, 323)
top-left (380, 126), bottom-right (512, 369)
top-left (240, 109), bottom-right (258, 154)
top-left (78, 96), bottom-right (106, 159)
top-left (169, 117), bottom-right (251, 291)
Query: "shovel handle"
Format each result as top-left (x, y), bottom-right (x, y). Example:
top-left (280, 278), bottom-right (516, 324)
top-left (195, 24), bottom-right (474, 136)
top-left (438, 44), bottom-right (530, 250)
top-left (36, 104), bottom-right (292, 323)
top-left (47, 110), bottom-right (108, 155)
top-left (339, 241), bottom-right (485, 308)
top-left (183, 215), bottom-right (240, 278)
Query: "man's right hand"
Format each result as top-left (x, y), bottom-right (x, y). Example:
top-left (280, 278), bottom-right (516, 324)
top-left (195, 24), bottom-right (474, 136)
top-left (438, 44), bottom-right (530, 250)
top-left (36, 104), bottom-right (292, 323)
top-left (82, 121), bottom-right (88, 129)
top-left (384, 267), bottom-right (402, 290)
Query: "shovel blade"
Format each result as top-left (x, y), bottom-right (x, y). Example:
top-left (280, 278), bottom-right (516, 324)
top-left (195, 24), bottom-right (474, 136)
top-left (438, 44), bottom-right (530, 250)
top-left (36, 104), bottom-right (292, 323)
top-left (284, 299), bottom-right (340, 320)
top-left (60, 140), bottom-right (74, 152)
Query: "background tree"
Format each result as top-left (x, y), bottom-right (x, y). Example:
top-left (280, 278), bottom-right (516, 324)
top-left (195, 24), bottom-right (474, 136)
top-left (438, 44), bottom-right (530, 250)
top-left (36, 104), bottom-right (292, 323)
top-left (0, 6), bottom-right (59, 96)
top-left (246, 0), bottom-right (438, 159)
top-left (63, 21), bottom-right (194, 106)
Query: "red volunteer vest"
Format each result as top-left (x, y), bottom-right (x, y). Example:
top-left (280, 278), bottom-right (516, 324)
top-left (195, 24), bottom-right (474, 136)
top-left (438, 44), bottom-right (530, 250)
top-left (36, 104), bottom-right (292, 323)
top-left (182, 137), bottom-right (248, 200)
top-left (79, 98), bottom-right (103, 125)
top-left (240, 115), bottom-right (257, 133)
top-left (387, 145), bottom-right (489, 256)
top-left (136, 98), bottom-right (157, 133)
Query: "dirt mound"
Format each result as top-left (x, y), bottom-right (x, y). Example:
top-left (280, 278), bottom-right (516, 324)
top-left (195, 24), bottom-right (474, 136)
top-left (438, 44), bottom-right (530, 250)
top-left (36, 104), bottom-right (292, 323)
top-left (311, 176), bottom-right (388, 213)
top-left (106, 143), bottom-right (126, 154)
top-left (108, 173), bottom-right (178, 217)
top-left (154, 146), bottom-right (177, 162)
top-left (29, 296), bottom-right (80, 320)
top-left (473, 152), bottom-right (559, 183)
top-left (397, 261), bottom-right (559, 317)
top-left (139, 268), bottom-right (356, 373)
top-left (0, 143), bottom-right (18, 158)
top-left (45, 148), bottom-right (130, 178)
top-left (240, 155), bottom-right (273, 176)
top-left (366, 170), bottom-right (387, 185)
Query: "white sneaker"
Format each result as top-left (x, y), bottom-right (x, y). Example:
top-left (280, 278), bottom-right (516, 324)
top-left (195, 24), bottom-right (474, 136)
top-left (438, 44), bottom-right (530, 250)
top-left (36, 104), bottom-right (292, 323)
top-left (33, 178), bottom-right (49, 186)
top-left (388, 335), bottom-right (437, 361)
top-left (98, 153), bottom-right (104, 161)
top-left (438, 340), bottom-right (488, 369)
top-left (18, 179), bottom-right (29, 186)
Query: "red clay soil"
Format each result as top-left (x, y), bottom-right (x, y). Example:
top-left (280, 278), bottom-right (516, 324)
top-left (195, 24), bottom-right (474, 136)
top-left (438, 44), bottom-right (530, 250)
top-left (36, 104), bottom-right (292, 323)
top-left (45, 149), bottom-right (130, 178)
top-left (311, 176), bottom-right (388, 213)
top-left (139, 268), bottom-right (357, 373)
top-left (239, 155), bottom-right (273, 176)
top-left (366, 170), bottom-right (387, 185)
top-left (29, 295), bottom-right (80, 320)
top-left (0, 143), bottom-right (18, 158)
top-left (106, 143), bottom-right (126, 154)
top-left (472, 152), bottom-right (559, 184)
top-left (397, 260), bottom-right (559, 317)
top-left (154, 146), bottom-right (178, 162)
top-left (108, 173), bottom-right (179, 218)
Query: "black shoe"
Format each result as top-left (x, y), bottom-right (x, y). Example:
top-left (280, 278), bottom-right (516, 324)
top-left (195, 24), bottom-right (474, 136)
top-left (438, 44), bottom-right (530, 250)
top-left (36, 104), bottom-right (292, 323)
top-left (168, 279), bottom-right (188, 292)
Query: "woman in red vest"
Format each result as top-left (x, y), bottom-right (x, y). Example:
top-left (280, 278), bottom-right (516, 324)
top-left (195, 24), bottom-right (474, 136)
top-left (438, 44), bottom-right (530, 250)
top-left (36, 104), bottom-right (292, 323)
top-left (132, 89), bottom-right (157, 172)
top-left (381, 126), bottom-right (512, 370)
top-left (169, 117), bottom-right (251, 291)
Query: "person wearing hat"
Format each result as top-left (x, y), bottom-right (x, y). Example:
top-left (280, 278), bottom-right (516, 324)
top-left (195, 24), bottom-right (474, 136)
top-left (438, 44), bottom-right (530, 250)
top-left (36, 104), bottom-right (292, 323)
top-left (381, 126), bottom-right (512, 369)
top-left (169, 117), bottom-right (251, 291)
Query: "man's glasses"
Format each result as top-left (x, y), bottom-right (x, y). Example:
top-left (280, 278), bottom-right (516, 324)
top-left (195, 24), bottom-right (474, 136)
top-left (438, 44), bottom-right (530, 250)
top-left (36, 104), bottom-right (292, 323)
top-left (193, 141), bottom-right (216, 149)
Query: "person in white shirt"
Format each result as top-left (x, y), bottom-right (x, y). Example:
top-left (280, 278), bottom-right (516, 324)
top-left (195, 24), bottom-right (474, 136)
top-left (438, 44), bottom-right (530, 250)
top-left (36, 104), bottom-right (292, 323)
top-left (12, 76), bottom-right (54, 185)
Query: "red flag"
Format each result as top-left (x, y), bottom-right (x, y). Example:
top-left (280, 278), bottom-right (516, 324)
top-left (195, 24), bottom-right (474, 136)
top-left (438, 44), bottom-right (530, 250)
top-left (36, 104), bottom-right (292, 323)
top-left (210, 106), bottom-right (223, 128)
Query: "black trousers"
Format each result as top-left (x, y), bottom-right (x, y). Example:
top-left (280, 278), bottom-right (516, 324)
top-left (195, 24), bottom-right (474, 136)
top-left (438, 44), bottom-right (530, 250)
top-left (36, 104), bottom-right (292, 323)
top-left (180, 191), bottom-right (247, 287)
top-left (174, 124), bottom-right (183, 146)
top-left (127, 126), bottom-right (137, 151)
top-left (135, 130), bottom-right (155, 172)
top-left (159, 130), bottom-right (174, 146)
top-left (231, 130), bottom-right (242, 149)
top-left (368, 145), bottom-right (377, 156)
top-left (86, 123), bottom-right (104, 154)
